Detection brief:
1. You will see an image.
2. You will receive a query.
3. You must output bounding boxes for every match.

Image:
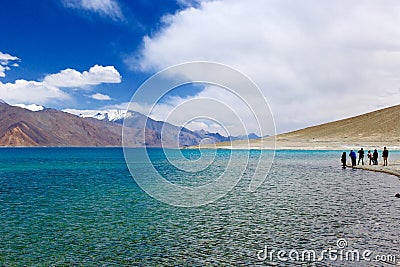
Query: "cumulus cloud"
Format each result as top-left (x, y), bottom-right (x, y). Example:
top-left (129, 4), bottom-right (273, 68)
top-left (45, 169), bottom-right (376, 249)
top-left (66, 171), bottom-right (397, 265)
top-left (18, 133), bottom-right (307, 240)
top-left (62, 0), bottom-right (125, 21)
top-left (0, 51), bottom-right (20, 77)
top-left (90, 92), bottom-right (112, 100)
top-left (0, 65), bottom-right (121, 105)
top-left (44, 65), bottom-right (121, 89)
top-left (0, 51), bottom-right (19, 62)
top-left (127, 0), bottom-right (400, 133)
top-left (0, 66), bottom-right (6, 78)
top-left (0, 80), bottom-right (70, 104)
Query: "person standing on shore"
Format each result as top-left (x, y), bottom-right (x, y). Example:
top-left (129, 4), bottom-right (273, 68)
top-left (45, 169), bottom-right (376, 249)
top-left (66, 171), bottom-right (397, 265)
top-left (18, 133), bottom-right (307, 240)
top-left (349, 150), bottom-right (357, 168)
top-left (367, 150), bottom-right (373, 165)
top-left (373, 149), bottom-right (379, 165)
top-left (382, 147), bottom-right (389, 166)
top-left (357, 148), bottom-right (364, 165)
top-left (341, 152), bottom-right (347, 168)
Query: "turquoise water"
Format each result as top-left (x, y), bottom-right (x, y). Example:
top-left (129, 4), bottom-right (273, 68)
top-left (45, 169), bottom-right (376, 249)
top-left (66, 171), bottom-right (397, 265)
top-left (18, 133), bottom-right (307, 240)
top-left (1, 148), bottom-right (400, 266)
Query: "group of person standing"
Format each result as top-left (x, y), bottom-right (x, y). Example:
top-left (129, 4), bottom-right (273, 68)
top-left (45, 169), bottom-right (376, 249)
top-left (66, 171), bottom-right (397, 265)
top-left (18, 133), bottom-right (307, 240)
top-left (341, 147), bottom-right (389, 168)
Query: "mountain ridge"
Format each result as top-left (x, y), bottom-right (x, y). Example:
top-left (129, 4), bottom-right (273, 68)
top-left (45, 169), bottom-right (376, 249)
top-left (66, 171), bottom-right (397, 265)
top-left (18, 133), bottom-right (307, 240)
top-left (63, 107), bottom-right (260, 142)
top-left (0, 102), bottom-right (126, 146)
top-left (0, 102), bottom-right (259, 147)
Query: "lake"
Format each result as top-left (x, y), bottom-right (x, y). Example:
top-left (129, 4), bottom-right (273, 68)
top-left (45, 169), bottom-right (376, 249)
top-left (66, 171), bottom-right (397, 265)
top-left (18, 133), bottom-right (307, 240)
top-left (0, 148), bottom-right (399, 266)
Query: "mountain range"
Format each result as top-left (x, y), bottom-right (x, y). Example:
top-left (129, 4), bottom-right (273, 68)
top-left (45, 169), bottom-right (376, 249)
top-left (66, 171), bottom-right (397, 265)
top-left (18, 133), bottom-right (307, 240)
top-left (3, 101), bottom-right (400, 149)
top-left (0, 103), bottom-right (123, 146)
top-left (63, 107), bottom-right (259, 145)
top-left (0, 102), bottom-right (259, 147)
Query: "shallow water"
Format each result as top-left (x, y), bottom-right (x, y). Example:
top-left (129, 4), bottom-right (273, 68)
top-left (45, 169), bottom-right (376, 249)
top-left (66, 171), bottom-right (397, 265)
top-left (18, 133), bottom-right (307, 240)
top-left (0, 148), bottom-right (399, 266)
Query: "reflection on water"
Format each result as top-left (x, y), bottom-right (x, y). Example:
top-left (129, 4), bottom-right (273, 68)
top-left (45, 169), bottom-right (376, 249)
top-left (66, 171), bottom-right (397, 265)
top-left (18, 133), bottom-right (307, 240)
top-left (0, 148), bottom-right (399, 266)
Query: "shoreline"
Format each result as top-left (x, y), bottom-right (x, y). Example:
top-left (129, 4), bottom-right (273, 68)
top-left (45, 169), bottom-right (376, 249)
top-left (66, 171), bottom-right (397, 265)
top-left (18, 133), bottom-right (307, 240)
top-left (1, 145), bottom-right (400, 151)
top-left (346, 162), bottom-right (400, 178)
top-left (191, 138), bottom-right (400, 150)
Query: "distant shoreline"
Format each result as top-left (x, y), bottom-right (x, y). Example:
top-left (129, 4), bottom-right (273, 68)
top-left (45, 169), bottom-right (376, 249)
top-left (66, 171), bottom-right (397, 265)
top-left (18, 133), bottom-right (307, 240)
top-left (1, 145), bottom-right (400, 150)
top-left (189, 140), bottom-right (400, 150)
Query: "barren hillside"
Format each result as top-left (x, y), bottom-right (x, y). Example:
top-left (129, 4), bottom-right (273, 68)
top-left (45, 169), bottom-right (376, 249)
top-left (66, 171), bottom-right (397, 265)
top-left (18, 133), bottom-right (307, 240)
top-left (216, 104), bottom-right (400, 149)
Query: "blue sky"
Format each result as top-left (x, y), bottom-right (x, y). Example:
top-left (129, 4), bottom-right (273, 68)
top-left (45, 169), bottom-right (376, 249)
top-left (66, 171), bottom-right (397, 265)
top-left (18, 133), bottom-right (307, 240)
top-left (1, 0), bottom-right (400, 134)
top-left (0, 0), bottom-right (188, 109)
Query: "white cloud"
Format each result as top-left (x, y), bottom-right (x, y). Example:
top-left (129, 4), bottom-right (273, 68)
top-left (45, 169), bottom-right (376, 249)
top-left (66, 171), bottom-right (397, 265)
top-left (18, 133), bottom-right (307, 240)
top-left (0, 51), bottom-right (20, 77)
top-left (62, 0), bottom-right (125, 21)
top-left (44, 65), bottom-right (121, 89)
top-left (0, 65), bottom-right (121, 105)
top-left (0, 66), bottom-right (6, 78)
top-left (0, 51), bottom-right (19, 62)
top-left (90, 92), bottom-right (112, 100)
top-left (128, 0), bottom-right (400, 133)
top-left (0, 80), bottom-right (69, 104)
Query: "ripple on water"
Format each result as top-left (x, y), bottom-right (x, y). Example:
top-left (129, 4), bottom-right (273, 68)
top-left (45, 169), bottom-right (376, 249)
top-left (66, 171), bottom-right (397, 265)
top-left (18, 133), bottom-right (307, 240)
top-left (0, 148), bottom-right (399, 266)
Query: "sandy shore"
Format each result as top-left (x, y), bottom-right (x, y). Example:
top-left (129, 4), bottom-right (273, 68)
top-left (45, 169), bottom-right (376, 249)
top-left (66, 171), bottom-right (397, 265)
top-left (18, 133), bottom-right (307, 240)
top-left (349, 161), bottom-right (400, 177)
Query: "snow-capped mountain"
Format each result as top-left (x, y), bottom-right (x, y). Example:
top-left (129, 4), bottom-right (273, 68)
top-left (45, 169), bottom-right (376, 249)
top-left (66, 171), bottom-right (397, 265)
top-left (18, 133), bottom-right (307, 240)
top-left (13, 103), bottom-right (45, 112)
top-left (1, 102), bottom-right (261, 147)
top-left (63, 108), bottom-right (261, 142)
top-left (62, 109), bottom-right (133, 122)
top-left (0, 102), bottom-right (127, 147)
top-left (10, 104), bottom-right (261, 144)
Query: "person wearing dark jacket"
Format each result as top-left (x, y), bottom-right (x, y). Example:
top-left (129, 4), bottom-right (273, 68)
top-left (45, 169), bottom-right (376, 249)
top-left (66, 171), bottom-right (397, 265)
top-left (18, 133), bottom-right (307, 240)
top-left (382, 147), bottom-right (389, 166)
top-left (373, 149), bottom-right (379, 165)
top-left (341, 152), bottom-right (347, 168)
top-left (349, 150), bottom-right (357, 168)
top-left (357, 148), bottom-right (364, 165)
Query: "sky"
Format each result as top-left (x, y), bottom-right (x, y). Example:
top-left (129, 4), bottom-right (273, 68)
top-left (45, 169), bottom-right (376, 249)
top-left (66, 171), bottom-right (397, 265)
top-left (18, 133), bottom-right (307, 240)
top-left (1, 0), bottom-right (400, 135)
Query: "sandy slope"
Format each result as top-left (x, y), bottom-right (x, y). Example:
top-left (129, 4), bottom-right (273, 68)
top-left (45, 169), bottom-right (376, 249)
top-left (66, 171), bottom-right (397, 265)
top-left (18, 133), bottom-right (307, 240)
top-left (206, 104), bottom-right (400, 150)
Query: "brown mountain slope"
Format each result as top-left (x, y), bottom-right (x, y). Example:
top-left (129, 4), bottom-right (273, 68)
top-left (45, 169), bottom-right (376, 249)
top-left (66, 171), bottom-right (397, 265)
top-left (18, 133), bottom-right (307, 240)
top-left (278, 104), bottom-right (400, 143)
top-left (0, 103), bottom-right (151, 147)
top-left (0, 121), bottom-right (48, 146)
top-left (212, 104), bottom-right (400, 149)
top-left (0, 103), bottom-right (230, 147)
